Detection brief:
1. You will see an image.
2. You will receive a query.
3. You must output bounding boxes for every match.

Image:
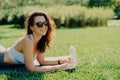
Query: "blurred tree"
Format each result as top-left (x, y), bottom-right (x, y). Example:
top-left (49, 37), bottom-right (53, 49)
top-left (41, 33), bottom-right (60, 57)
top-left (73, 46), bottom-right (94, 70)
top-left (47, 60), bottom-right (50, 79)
top-left (88, 0), bottom-right (114, 7)
top-left (57, 0), bottom-right (89, 6)
top-left (0, 0), bottom-right (89, 10)
top-left (113, 0), bottom-right (120, 19)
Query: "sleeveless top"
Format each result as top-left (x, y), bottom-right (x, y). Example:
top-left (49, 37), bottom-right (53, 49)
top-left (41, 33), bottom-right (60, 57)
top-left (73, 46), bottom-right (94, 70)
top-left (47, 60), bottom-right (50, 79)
top-left (7, 34), bottom-right (37, 64)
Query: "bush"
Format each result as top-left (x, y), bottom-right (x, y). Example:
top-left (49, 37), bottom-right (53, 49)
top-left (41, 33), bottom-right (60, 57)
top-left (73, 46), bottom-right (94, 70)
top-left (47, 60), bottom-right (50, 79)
top-left (0, 5), bottom-right (115, 28)
top-left (0, 10), bottom-right (9, 25)
top-left (0, 15), bottom-right (8, 25)
top-left (46, 6), bottom-right (114, 27)
top-left (114, 2), bottom-right (120, 19)
top-left (88, 0), bottom-right (113, 7)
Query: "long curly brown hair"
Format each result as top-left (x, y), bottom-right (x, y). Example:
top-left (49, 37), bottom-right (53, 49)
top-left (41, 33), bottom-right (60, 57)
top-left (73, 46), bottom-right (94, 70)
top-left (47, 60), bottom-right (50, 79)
top-left (25, 11), bottom-right (55, 53)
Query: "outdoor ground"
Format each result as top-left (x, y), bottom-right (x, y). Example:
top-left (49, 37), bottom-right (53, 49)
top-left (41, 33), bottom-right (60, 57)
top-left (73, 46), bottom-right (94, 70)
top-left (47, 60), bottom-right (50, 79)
top-left (0, 25), bottom-right (120, 80)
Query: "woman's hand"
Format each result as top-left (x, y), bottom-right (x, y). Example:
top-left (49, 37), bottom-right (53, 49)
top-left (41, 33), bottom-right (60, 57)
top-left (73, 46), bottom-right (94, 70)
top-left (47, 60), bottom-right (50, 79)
top-left (55, 63), bottom-right (76, 71)
top-left (59, 56), bottom-right (79, 68)
top-left (57, 57), bottom-right (78, 70)
top-left (59, 58), bottom-right (72, 64)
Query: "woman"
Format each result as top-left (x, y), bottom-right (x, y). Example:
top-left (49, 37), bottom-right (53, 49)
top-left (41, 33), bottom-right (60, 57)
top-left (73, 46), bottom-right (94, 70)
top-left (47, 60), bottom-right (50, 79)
top-left (0, 11), bottom-right (78, 72)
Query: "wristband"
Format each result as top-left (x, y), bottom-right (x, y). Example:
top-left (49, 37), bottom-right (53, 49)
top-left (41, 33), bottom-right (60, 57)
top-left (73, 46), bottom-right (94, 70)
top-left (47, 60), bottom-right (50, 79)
top-left (58, 60), bottom-right (61, 64)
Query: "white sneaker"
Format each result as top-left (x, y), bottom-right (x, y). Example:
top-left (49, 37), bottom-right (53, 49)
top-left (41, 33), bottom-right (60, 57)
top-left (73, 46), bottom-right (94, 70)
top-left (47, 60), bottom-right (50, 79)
top-left (69, 45), bottom-right (78, 67)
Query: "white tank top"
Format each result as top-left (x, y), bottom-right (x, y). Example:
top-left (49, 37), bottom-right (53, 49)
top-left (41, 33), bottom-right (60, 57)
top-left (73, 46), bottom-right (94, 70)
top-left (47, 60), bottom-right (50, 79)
top-left (7, 34), bottom-right (37, 64)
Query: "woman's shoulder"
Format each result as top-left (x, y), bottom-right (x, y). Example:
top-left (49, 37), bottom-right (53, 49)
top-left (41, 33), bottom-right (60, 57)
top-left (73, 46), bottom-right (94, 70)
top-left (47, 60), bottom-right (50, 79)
top-left (22, 35), bottom-right (34, 45)
top-left (22, 35), bottom-right (34, 54)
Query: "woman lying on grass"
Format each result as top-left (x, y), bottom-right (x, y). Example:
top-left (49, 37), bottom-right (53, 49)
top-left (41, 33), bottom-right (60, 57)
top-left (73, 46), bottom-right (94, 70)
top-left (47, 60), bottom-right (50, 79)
top-left (0, 11), bottom-right (78, 72)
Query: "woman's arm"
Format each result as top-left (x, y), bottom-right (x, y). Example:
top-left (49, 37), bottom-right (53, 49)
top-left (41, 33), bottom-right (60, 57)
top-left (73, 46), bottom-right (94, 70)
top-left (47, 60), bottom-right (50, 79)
top-left (33, 63), bottom-right (70, 72)
top-left (23, 39), bottom-right (71, 72)
top-left (37, 52), bottom-right (71, 66)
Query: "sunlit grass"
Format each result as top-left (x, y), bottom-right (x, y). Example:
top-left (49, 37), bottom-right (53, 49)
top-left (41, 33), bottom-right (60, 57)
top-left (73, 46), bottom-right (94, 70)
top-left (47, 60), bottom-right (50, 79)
top-left (0, 25), bottom-right (120, 80)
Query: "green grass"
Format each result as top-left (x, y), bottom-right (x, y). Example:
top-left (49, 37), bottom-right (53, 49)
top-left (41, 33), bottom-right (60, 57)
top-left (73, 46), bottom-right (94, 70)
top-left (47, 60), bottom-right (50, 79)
top-left (0, 25), bottom-right (120, 80)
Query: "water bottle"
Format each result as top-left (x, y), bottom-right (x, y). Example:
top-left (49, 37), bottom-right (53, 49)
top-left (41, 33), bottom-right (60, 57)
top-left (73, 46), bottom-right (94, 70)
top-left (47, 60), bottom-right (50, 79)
top-left (69, 45), bottom-right (76, 56)
top-left (69, 45), bottom-right (78, 67)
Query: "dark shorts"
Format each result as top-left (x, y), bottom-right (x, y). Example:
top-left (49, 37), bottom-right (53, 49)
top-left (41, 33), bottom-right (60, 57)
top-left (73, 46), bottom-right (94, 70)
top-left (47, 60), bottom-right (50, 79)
top-left (0, 51), bottom-right (4, 63)
top-left (0, 51), bottom-right (6, 66)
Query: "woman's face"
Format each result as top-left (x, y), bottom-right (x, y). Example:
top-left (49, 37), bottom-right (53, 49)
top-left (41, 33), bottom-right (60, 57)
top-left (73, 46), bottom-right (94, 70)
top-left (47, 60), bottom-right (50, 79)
top-left (32, 16), bottom-right (48, 36)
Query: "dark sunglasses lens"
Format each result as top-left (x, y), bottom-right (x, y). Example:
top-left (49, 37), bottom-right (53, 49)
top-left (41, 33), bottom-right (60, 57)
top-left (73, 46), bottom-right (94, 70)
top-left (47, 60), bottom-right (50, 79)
top-left (44, 21), bottom-right (48, 26)
top-left (35, 21), bottom-right (48, 28)
top-left (36, 22), bottom-right (43, 28)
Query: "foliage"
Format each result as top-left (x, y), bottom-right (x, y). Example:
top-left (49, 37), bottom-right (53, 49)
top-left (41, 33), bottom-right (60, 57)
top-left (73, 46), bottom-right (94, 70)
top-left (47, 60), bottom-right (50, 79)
top-left (88, 0), bottom-right (120, 19)
top-left (0, 0), bottom-right (89, 9)
top-left (0, 5), bottom-right (115, 28)
top-left (113, 0), bottom-right (120, 19)
top-left (0, 25), bottom-right (120, 80)
top-left (88, 0), bottom-right (114, 7)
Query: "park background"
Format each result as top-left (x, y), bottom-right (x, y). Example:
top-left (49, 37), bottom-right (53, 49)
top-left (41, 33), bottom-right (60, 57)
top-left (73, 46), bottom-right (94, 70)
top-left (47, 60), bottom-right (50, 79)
top-left (0, 0), bottom-right (120, 80)
top-left (1, 0), bottom-right (120, 27)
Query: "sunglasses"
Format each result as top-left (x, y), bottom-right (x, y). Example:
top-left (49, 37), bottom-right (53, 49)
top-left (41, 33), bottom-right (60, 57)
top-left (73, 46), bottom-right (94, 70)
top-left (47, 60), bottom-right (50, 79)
top-left (34, 21), bottom-right (49, 28)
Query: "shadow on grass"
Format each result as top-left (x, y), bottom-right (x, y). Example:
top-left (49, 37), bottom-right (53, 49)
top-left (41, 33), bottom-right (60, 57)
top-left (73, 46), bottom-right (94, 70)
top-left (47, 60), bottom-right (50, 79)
top-left (5, 69), bottom-right (76, 80)
top-left (56, 25), bottom-right (105, 30)
top-left (0, 36), bottom-right (18, 39)
top-left (0, 64), bottom-right (76, 80)
top-left (56, 26), bottom-right (84, 29)
top-left (9, 24), bottom-right (25, 29)
top-left (0, 65), bottom-right (45, 80)
top-left (65, 68), bottom-right (76, 73)
top-left (56, 26), bottom-right (96, 30)
top-left (5, 72), bottom-right (45, 80)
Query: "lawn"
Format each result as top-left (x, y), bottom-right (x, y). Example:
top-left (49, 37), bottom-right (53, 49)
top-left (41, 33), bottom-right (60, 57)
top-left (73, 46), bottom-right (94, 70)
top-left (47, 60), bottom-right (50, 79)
top-left (0, 25), bottom-right (120, 80)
